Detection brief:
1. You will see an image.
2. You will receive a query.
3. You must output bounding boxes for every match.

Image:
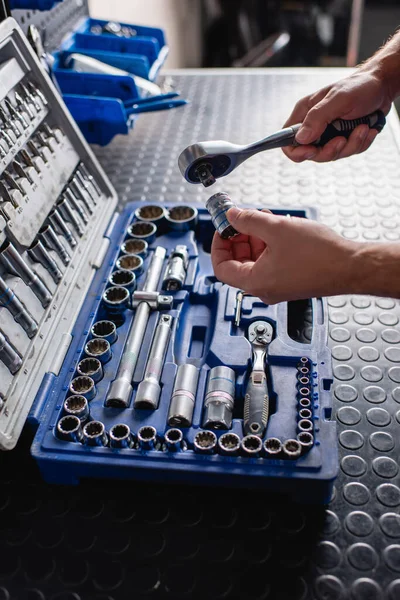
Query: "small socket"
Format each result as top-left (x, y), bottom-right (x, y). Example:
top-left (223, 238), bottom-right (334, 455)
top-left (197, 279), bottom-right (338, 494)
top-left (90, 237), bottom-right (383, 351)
top-left (64, 395), bottom-right (89, 421)
top-left (297, 431), bottom-right (314, 452)
top-left (263, 437), bottom-right (282, 457)
top-left (166, 205), bottom-right (198, 231)
top-left (109, 423), bottom-right (134, 449)
top-left (241, 435), bottom-right (262, 457)
top-left (85, 338), bottom-right (112, 364)
top-left (91, 320), bottom-right (117, 345)
top-left (103, 286), bottom-right (130, 312)
top-left (121, 238), bottom-right (148, 257)
top-left (194, 430), bottom-right (217, 454)
top-left (83, 420), bottom-right (108, 446)
top-left (298, 387), bottom-right (310, 397)
top-left (297, 357), bottom-right (310, 369)
top-left (116, 254), bottom-right (143, 275)
top-left (127, 221), bottom-right (157, 242)
top-left (69, 376), bottom-right (96, 400)
top-left (298, 419), bottom-right (313, 433)
top-left (218, 432), bottom-right (241, 456)
top-left (109, 269), bottom-right (136, 291)
top-left (298, 366), bottom-right (309, 376)
top-left (299, 398), bottom-right (311, 409)
top-left (77, 357), bottom-right (103, 383)
top-left (282, 439), bottom-right (302, 459)
top-left (298, 408), bottom-right (312, 420)
top-left (135, 204), bottom-right (166, 223)
top-left (57, 415), bottom-right (83, 442)
top-left (137, 426), bottom-right (158, 450)
top-left (164, 428), bottom-right (184, 451)
top-left (298, 376), bottom-right (310, 386)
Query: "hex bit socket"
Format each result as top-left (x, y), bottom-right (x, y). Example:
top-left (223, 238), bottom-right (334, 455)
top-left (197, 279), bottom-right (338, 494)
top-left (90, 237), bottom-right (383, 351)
top-left (28, 240), bottom-right (62, 284)
top-left (0, 242), bottom-right (51, 307)
top-left (0, 276), bottom-right (38, 338)
top-left (168, 364), bottom-right (199, 427)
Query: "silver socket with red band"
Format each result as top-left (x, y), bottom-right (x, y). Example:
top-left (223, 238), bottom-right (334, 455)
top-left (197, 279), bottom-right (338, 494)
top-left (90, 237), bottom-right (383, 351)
top-left (203, 365), bottom-right (236, 430)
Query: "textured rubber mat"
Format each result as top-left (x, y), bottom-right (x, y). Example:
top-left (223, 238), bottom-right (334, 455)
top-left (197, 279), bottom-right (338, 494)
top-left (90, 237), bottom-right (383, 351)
top-left (0, 70), bottom-right (399, 599)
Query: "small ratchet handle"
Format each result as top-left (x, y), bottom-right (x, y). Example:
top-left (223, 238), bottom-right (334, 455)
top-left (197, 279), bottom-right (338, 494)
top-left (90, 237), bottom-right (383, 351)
top-left (292, 110), bottom-right (386, 147)
top-left (243, 371), bottom-right (269, 437)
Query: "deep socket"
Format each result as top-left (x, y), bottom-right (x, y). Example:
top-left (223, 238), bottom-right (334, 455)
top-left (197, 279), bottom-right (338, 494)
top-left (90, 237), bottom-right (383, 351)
top-left (298, 419), bottom-right (313, 433)
top-left (83, 420), bottom-right (108, 446)
top-left (69, 376), bottom-right (96, 400)
top-left (0, 242), bottom-right (51, 307)
top-left (121, 238), bottom-right (148, 257)
top-left (48, 209), bottom-right (77, 248)
top-left (298, 408), bottom-right (312, 420)
top-left (75, 169), bottom-right (97, 204)
top-left (0, 329), bottom-right (22, 374)
top-left (103, 286), bottom-right (130, 313)
top-left (39, 224), bottom-right (70, 266)
top-left (263, 437), bottom-right (282, 458)
top-left (138, 426), bottom-right (158, 450)
top-left (135, 204), bottom-right (167, 224)
top-left (164, 428), bottom-right (184, 451)
top-left (19, 148), bottom-right (40, 174)
top-left (194, 430), bottom-right (217, 454)
top-left (241, 435), bottom-right (262, 457)
top-left (91, 320), bottom-right (117, 345)
top-left (297, 431), bottom-right (314, 452)
top-left (116, 253), bottom-right (143, 275)
top-left (15, 91), bottom-right (34, 120)
top-left (85, 338), bottom-right (111, 363)
top-left (79, 163), bottom-right (102, 196)
top-left (127, 221), bottom-right (157, 242)
top-left (70, 177), bottom-right (94, 213)
top-left (64, 188), bottom-right (89, 225)
top-left (12, 159), bottom-right (34, 185)
top-left (109, 269), bottom-right (136, 292)
top-left (162, 245), bottom-right (189, 291)
top-left (165, 205), bottom-right (198, 231)
top-left (168, 364), bottom-right (199, 427)
top-left (206, 193), bottom-right (238, 239)
top-left (299, 397), bottom-right (311, 409)
top-left (109, 423), bottom-right (134, 449)
top-left (57, 415), bottom-right (83, 442)
top-left (64, 395), bottom-right (89, 421)
top-left (218, 432), bottom-right (241, 456)
top-left (282, 439), bottom-right (302, 459)
top-left (57, 196), bottom-right (84, 237)
top-left (28, 240), bottom-right (62, 284)
top-left (77, 357), bottom-right (103, 383)
top-left (134, 314), bottom-right (173, 409)
top-left (0, 275), bottom-right (38, 338)
top-left (203, 366), bottom-right (235, 430)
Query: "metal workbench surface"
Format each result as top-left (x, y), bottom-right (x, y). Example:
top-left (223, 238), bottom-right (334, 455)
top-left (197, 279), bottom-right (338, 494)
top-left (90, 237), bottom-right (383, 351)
top-left (0, 68), bottom-right (400, 600)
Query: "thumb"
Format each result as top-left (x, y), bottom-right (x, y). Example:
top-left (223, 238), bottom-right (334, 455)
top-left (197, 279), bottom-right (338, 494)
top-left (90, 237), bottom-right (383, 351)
top-left (227, 207), bottom-right (274, 240)
top-left (295, 96), bottom-right (347, 145)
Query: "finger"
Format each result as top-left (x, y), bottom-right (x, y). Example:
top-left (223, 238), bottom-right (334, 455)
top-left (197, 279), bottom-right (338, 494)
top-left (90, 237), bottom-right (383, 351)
top-left (282, 144), bottom-right (318, 162)
top-left (211, 231), bottom-right (234, 268)
top-left (357, 128), bottom-right (378, 154)
top-left (295, 92), bottom-right (349, 145)
top-left (212, 257), bottom-right (254, 289)
top-left (226, 207), bottom-right (279, 241)
top-left (249, 235), bottom-right (266, 261)
top-left (232, 240), bottom-right (253, 262)
top-left (335, 124), bottom-right (369, 160)
top-left (311, 137), bottom-right (347, 163)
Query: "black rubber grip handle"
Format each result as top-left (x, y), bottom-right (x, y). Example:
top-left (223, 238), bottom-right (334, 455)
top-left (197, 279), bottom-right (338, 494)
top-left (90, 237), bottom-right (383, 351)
top-left (315, 110), bottom-right (386, 146)
top-left (243, 375), bottom-right (269, 437)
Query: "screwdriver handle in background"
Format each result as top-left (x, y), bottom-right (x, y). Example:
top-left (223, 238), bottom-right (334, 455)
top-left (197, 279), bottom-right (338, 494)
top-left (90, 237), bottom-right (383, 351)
top-left (292, 110), bottom-right (386, 147)
top-left (243, 370), bottom-right (269, 437)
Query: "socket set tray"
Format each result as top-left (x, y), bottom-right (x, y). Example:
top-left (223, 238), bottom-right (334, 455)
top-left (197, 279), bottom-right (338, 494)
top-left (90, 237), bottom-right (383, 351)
top-left (0, 18), bottom-right (337, 503)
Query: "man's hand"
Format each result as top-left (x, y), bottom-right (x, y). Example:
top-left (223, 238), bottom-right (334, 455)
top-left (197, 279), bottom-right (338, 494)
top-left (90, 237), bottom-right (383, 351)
top-left (211, 208), bottom-right (361, 304)
top-left (283, 69), bottom-right (393, 164)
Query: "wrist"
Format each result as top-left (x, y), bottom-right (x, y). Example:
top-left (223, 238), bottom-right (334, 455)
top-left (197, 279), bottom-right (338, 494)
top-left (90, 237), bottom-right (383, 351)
top-left (362, 46), bottom-right (400, 101)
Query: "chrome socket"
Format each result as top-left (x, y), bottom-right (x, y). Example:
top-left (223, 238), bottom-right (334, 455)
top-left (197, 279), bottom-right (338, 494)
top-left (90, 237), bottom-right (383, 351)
top-left (83, 421), bottom-right (108, 446)
top-left (121, 238), bottom-right (148, 258)
top-left (39, 224), bottom-right (71, 266)
top-left (28, 240), bottom-right (62, 284)
top-left (298, 397), bottom-right (311, 409)
top-left (109, 269), bottom-right (136, 292)
top-left (127, 221), bottom-right (157, 243)
top-left (69, 376), bottom-right (96, 401)
top-left (165, 205), bottom-right (198, 231)
top-left (218, 432), bottom-right (241, 456)
top-left (263, 437), bottom-right (283, 458)
top-left (206, 192), bottom-right (238, 239)
top-left (298, 387), bottom-right (310, 397)
top-left (298, 366), bottom-right (309, 376)
top-left (203, 366), bottom-right (235, 430)
top-left (135, 204), bottom-right (167, 225)
top-left (85, 338), bottom-right (112, 364)
top-left (64, 188), bottom-right (89, 225)
top-left (48, 209), bottom-right (77, 248)
top-left (110, 423), bottom-right (135, 449)
top-left (103, 286), bottom-right (130, 313)
top-left (162, 245), bottom-right (189, 291)
top-left (282, 439), bottom-right (302, 459)
top-left (64, 395), bottom-right (89, 421)
top-left (241, 435), bottom-right (262, 457)
top-left (168, 364), bottom-right (200, 427)
top-left (77, 357), bottom-right (103, 383)
top-left (298, 408), bottom-right (312, 420)
top-left (298, 419), bottom-right (313, 433)
top-left (137, 426), bottom-right (158, 450)
top-left (0, 330), bottom-right (22, 374)
top-left (297, 431), bottom-right (314, 453)
top-left (194, 430), bottom-right (217, 454)
top-left (0, 275), bottom-right (38, 338)
top-left (116, 254), bottom-right (143, 276)
top-left (57, 415), bottom-right (83, 442)
top-left (91, 320), bottom-right (117, 345)
top-left (298, 376), bottom-right (310, 387)
top-left (164, 428), bottom-right (185, 451)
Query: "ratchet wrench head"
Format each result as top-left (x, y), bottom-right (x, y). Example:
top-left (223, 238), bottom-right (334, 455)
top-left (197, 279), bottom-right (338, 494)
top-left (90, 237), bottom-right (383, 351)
top-left (178, 141), bottom-right (244, 186)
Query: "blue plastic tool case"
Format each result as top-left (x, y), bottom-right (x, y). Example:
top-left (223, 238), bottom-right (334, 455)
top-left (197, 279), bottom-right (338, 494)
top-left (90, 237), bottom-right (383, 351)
top-left (0, 17), bottom-right (338, 504)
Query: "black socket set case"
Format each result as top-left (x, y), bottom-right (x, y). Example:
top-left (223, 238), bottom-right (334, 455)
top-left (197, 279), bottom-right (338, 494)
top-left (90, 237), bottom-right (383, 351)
top-left (0, 18), bottom-right (338, 504)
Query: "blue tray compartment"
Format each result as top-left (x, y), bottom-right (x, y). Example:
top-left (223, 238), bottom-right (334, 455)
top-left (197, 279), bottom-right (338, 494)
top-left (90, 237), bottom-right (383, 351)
top-left (30, 203), bottom-right (338, 503)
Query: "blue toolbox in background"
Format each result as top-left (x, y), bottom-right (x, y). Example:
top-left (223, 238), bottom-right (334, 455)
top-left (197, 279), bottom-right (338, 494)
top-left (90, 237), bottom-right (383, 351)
top-left (0, 17), bottom-right (338, 504)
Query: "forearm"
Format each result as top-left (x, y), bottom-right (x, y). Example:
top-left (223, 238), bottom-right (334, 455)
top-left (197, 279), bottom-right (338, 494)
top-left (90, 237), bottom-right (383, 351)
top-left (362, 29), bottom-right (400, 100)
top-left (351, 242), bottom-right (400, 298)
